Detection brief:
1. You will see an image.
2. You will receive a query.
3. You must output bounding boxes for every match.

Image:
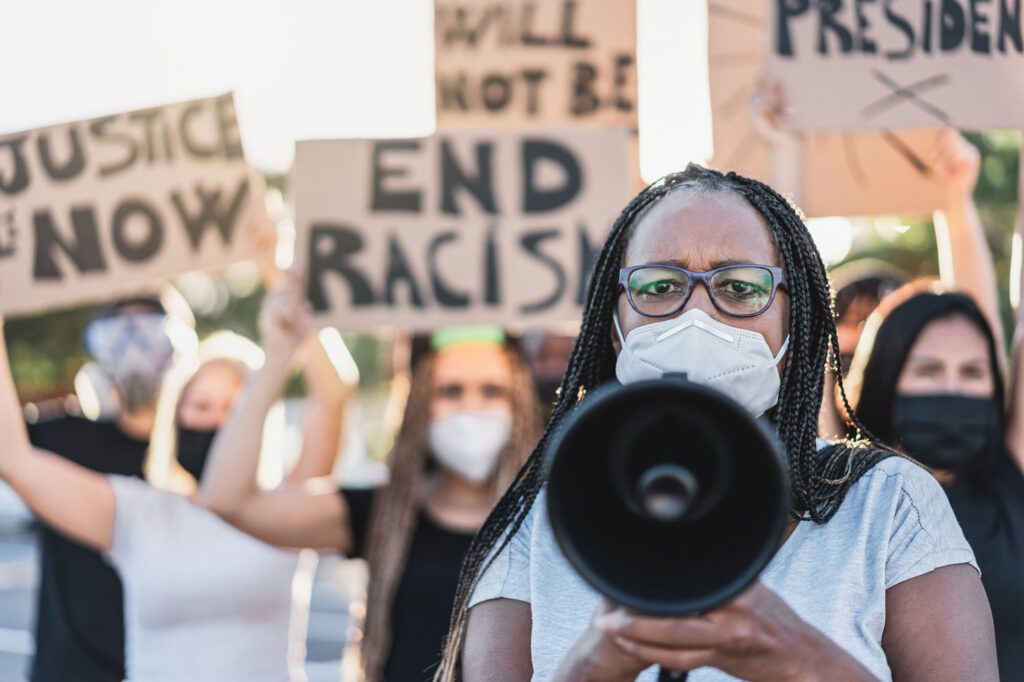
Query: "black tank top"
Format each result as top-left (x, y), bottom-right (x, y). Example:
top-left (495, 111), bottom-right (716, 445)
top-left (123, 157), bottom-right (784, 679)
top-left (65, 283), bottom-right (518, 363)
top-left (340, 488), bottom-right (476, 681)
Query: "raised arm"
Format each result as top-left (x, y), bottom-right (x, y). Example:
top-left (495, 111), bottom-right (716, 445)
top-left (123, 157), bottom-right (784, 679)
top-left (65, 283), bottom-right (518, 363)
top-left (1005, 136), bottom-right (1024, 472)
top-left (200, 277), bottom-right (353, 550)
top-left (932, 129), bottom-right (1005, 358)
top-left (286, 328), bottom-right (358, 482)
top-left (0, 315), bottom-right (115, 552)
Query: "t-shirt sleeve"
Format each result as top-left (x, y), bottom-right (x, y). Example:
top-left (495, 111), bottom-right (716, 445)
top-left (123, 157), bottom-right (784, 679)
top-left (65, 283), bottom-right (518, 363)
top-left (884, 462), bottom-right (979, 588)
top-left (106, 475), bottom-right (159, 567)
top-left (468, 497), bottom-right (536, 608)
top-left (339, 487), bottom-right (376, 559)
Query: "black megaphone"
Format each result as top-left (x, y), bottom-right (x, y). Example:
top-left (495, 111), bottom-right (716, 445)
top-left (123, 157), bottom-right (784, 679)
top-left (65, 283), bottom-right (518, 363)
top-left (545, 375), bottom-right (790, 618)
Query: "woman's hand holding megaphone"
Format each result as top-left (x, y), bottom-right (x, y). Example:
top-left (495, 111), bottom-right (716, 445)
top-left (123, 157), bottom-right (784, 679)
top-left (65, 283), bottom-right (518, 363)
top-left (557, 581), bottom-right (877, 681)
top-left (552, 600), bottom-right (649, 682)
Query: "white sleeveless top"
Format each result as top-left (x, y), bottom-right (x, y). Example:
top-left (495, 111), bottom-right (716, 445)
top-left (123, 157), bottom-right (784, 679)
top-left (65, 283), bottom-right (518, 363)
top-left (470, 456), bottom-right (978, 681)
top-left (107, 476), bottom-right (301, 682)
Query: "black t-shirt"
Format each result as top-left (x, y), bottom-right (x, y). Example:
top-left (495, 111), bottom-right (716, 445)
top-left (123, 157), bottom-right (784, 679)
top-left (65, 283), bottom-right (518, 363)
top-left (341, 488), bottom-right (476, 682)
top-left (945, 455), bottom-right (1024, 682)
top-left (26, 415), bottom-right (148, 682)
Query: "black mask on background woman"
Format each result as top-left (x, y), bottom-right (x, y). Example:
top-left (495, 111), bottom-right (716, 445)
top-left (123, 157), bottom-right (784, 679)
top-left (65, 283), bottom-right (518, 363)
top-left (892, 395), bottom-right (998, 472)
top-left (176, 426), bottom-right (218, 482)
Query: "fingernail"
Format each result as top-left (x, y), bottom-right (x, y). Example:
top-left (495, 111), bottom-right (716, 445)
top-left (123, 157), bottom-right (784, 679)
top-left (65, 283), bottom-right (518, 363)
top-left (595, 610), bottom-right (630, 631)
top-left (614, 636), bottom-right (635, 652)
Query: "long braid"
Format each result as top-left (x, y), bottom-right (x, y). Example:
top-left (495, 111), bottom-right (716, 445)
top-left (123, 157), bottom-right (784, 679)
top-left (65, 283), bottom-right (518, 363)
top-left (724, 173), bottom-right (894, 519)
top-left (435, 165), bottom-right (898, 680)
top-left (360, 356), bottom-right (435, 680)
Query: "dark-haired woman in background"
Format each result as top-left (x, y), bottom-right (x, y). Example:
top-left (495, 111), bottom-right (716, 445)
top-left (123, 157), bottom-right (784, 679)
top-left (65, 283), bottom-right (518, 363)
top-left (820, 130), bottom-right (1002, 440)
top-left (436, 164), bottom-right (997, 681)
top-left (847, 142), bottom-right (1024, 680)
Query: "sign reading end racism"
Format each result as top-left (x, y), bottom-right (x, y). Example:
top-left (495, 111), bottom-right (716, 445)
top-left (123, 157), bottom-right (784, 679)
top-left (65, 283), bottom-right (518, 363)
top-left (0, 94), bottom-right (255, 316)
top-left (766, 0), bottom-right (1024, 129)
top-left (293, 129), bottom-right (630, 332)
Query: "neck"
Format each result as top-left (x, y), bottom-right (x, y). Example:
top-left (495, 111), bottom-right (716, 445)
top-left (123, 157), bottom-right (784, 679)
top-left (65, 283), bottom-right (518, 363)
top-left (429, 470), bottom-right (493, 508)
top-left (116, 409), bottom-right (154, 441)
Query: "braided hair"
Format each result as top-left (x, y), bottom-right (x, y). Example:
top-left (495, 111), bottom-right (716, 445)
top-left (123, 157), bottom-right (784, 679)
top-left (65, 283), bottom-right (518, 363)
top-left (434, 164), bottom-right (898, 680)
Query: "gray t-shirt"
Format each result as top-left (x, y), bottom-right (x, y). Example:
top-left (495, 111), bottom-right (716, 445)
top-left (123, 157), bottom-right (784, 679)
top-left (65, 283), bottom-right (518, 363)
top-left (106, 476), bottom-right (301, 682)
top-left (470, 456), bottom-right (978, 681)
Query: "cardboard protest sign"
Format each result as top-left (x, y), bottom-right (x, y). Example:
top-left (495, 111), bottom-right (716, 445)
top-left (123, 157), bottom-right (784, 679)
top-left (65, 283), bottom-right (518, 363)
top-left (0, 94), bottom-right (255, 316)
top-left (708, 0), bottom-right (946, 217)
top-left (293, 129), bottom-right (631, 332)
top-left (765, 0), bottom-right (1024, 130)
top-left (434, 0), bottom-right (638, 128)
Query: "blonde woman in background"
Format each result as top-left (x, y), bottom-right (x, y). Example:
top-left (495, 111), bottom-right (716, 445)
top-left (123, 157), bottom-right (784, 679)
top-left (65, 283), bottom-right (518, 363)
top-left (0, 307), bottom-right (356, 681)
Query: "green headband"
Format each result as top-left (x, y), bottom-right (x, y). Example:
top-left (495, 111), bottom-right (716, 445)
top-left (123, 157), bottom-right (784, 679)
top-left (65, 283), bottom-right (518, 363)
top-left (430, 326), bottom-right (507, 350)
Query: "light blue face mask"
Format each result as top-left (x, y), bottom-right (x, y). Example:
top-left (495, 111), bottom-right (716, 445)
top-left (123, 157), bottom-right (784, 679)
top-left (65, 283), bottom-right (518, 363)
top-left (84, 312), bottom-right (175, 411)
top-left (614, 308), bottom-right (789, 416)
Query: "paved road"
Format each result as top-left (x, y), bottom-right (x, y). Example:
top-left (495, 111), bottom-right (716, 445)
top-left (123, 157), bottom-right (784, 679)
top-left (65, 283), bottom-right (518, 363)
top-left (0, 521), bottom-right (358, 682)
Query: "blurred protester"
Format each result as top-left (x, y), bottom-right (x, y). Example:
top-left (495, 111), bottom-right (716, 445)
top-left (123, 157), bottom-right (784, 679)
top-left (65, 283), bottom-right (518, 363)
top-left (846, 140), bottom-right (1024, 680)
top-left (830, 259), bottom-right (908, 376)
top-left (0, 305), bottom-right (353, 681)
top-left (18, 292), bottom-right (194, 682)
top-left (821, 129), bottom-right (999, 438)
top-left (817, 261), bottom-right (907, 437)
top-left (520, 329), bottom-right (577, 418)
top-left (202, 275), bottom-right (541, 681)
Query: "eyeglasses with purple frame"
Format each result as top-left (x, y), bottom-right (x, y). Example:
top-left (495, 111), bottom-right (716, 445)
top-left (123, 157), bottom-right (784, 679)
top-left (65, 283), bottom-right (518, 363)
top-left (617, 263), bottom-right (788, 319)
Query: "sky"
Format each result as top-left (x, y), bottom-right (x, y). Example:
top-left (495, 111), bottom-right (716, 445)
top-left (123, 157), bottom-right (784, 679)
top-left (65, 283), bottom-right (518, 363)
top-left (0, 0), bottom-right (712, 180)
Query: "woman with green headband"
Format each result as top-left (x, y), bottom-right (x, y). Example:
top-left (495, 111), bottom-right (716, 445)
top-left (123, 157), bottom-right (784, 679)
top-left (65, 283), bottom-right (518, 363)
top-left (201, 276), bottom-right (541, 681)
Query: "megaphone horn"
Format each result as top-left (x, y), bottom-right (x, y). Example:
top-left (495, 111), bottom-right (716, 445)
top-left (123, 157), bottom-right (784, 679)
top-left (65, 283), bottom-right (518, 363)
top-left (545, 376), bottom-right (790, 617)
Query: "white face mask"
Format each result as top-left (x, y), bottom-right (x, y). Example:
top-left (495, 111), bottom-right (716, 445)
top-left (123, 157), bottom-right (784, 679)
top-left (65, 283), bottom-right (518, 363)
top-left (614, 308), bottom-right (789, 417)
top-left (428, 411), bottom-right (512, 484)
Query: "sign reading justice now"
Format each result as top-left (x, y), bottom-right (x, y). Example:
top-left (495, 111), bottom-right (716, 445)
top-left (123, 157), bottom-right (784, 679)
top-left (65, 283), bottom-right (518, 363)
top-left (0, 94), bottom-right (254, 316)
top-left (293, 129), bottom-right (630, 331)
top-left (767, 0), bottom-right (1024, 129)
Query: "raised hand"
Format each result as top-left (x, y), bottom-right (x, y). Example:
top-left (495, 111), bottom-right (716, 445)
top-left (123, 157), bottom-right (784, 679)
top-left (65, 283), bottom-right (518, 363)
top-left (930, 129), bottom-right (981, 202)
top-left (240, 192), bottom-right (286, 287)
top-left (258, 269), bottom-right (313, 362)
top-left (749, 78), bottom-right (798, 147)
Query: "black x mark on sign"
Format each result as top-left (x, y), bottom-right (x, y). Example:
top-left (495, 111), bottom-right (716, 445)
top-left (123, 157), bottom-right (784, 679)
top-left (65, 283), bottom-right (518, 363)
top-left (859, 70), bottom-right (952, 124)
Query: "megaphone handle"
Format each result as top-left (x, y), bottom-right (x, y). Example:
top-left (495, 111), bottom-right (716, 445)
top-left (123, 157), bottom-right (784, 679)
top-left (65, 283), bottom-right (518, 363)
top-left (657, 668), bottom-right (688, 681)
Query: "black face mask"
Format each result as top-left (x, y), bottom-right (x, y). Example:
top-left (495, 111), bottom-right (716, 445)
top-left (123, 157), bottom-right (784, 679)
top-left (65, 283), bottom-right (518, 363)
top-left (176, 426), bottom-right (218, 482)
top-left (892, 395), bottom-right (998, 472)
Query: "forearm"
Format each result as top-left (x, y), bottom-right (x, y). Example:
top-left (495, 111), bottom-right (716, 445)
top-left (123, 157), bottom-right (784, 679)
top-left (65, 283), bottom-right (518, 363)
top-left (6, 448), bottom-right (115, 551)
top-left (1013, 152), bottom-right (1024, 322)
top-left (934, 197), bottom-right (1004, 348)
top-left (0, 319), bottom-right (32, 477)
top-left (303, 329), bottom-right (357, 405)
top-left (287, 330), bottom-right (357, 481)
top-left (1006, 144), bottom-right (1024, 472)
top-left (200, 351), bottom-right (293, 511)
